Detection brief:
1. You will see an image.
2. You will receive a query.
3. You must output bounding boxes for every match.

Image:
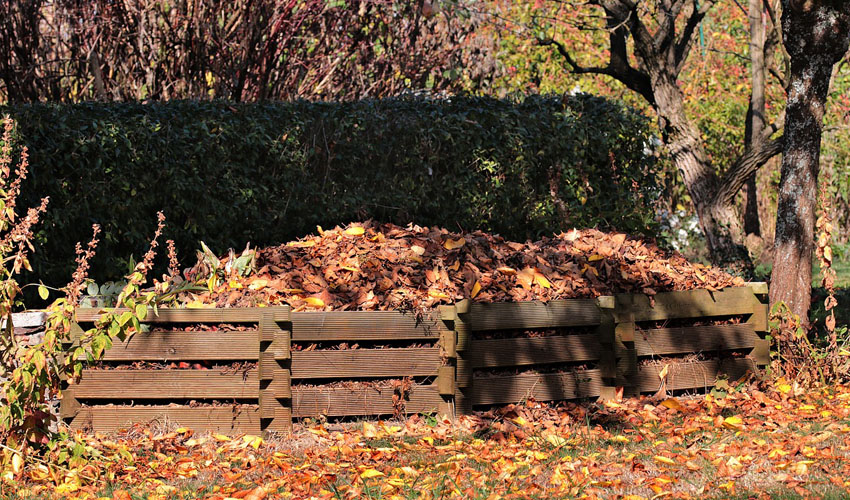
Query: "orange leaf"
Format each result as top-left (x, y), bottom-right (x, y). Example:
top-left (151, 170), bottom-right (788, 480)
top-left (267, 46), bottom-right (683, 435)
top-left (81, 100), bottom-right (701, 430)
top-left (444, 237), bottom-right (466, 250)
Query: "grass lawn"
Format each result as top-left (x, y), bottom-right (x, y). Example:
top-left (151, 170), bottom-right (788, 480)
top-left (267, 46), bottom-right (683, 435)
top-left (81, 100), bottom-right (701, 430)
top-left (5, 380), bottom-right (850, 499)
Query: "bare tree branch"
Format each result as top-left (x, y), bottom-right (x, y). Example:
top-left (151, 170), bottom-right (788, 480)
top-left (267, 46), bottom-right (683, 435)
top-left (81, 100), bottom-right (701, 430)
top-left (715, 135), bottom-right (784, 206)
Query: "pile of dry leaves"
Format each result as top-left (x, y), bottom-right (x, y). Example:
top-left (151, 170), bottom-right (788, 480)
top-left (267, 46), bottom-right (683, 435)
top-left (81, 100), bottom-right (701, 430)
top-left (181, 222), bottom-right (744, 311)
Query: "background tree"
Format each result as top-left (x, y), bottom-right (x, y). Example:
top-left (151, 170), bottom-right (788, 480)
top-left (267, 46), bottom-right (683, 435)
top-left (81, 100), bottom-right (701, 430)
top-left (0, 0), bottom-right (494, 102)
top-left (770, 1), bottom-right (850, 321)
top-left (530, 0), bottom-right (785, 270)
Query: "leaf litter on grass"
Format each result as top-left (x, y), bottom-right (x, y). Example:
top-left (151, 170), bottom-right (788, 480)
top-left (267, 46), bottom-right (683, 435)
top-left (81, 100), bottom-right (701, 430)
top-left (7, 379), bottom-right (850, 499)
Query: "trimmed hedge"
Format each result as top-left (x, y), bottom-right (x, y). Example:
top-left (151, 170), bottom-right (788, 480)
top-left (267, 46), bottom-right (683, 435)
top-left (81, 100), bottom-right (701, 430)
top-left (3, 95), bottom-right (659, 286)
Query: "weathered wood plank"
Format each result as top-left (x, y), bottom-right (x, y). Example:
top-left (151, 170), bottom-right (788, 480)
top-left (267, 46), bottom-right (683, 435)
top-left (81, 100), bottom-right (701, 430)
top-left (76, 332), bottom-right (258, 361)
top-left (636, 358), bottom-right (757, 393)
top-left (291, 383), bottom-right (442, 417)
top-left (634, 324), bottom-right (758, 357)
top-left (75, 306), bottom-right (290, 323)
top-left (74, 370), bottom-right (258, 399)
top-left (625, 288), bottom-right (760, 322)
top-left (69, 406), bottom-right (262, 434)
top-left (291, 311), bottom-right (441, 341)
top-left (469, 334), bottom-right (602, 368)
top-left (290, 348), bottom-right (441, 379)
top-left (466, 300), bottom-right (601, 331)
top-left (471, 370), bottom-right (603, 406)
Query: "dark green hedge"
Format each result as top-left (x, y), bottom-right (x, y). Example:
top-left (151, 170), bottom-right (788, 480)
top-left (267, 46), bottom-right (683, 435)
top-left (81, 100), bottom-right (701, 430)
top-left (3, 95), bottom-right (660, 286)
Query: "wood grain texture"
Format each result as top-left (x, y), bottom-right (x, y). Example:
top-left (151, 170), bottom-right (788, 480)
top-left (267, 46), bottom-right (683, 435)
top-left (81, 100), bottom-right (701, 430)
top-left (636, 358), bottom-right (757, 392)
top-left (74, 370), bottom-right (258, 399)
top-left (75, 306), bottom-right (290, 323)
top-left (291, 383), bottom-right (442, 417)
top-left (466, 300), bottom-right (602, 331)
top-left (624, 288), bottom-right (760, 322)
top-left (471, 370), bottom-right (603, 406)
top-left (69, 406), bottom-right (262, 434)
top-left (77, 332), bottom-right (258, 361)
top-left (291, 311), bottom-right (441, 341)
top-left (469, 334), bottom-right (602, 368)
top-left (291, 348), bottom-right (441, 378)
top-left (633, 324), bottom-right (758, 357)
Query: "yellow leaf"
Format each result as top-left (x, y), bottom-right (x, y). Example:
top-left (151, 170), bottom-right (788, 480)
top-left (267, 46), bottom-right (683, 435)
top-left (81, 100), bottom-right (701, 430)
top-left (344, 226), bottom-right (365, 236)
top-left (410, 245), bottom-right (426, 256)
top-left (212, 434), bottom-right (231, 442)
top-left (534, 271), bottom-right (552, 288)
top-left (362, 422), bottom-right (378, 438)
top-left (228, 280), bottom-right (243, 289)
top-left (304, 297), bottom-right (325, 308)
top-left (428, 290), bottom-right (450, 299)
top-left (658, 364), bottom-right (669, 381)
top-left (799, 404), bottom-right (817, 411)
top-left (660, 398), bottom-right (683, 410)
top-left (588, 254), bottom-right (604, 262)
top-left (287, 239), bottom-right (316, 248)
top-left (777, 383), bottom-right (792, 394)
top-left (398, 466), bottom-right (419, 477)
top-left (360, 469), bottom-right (385, 479)
top-left (387, 478), bottom-right (406, 487)
top-left (242, 435), bottom-right (264, 449)
top-left (722, 416), bottom-right (743, 431)
top-left (470, 281), bottom-right (482, 298)
top-left (449, 260), bottom-right (460, 271)
top-left (653, 455), bottom-right (677, 466)
top-left (248, 279), bottom-right (268, 290)
top-left (512, 416), bottom-right (529, 427)
top-left (611, 435), bottom-right (630, 443)
top-left (444, 237), bottom-right (466, 250)
top-left (11, 453), bottom-right (22, 474)
top-left (544, 433), bottom-right (567, 447)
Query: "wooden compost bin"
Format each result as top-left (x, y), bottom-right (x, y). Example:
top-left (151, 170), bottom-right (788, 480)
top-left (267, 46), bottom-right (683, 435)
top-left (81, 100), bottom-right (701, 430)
top-left (61, 284), bottom-right (769, 434)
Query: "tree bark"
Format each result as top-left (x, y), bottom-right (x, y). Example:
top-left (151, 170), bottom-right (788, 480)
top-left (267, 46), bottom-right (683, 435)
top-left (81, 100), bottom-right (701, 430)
top-left (770, 1), bottom-right (850, 321)
top-left (545, 0), bottom-right (785, 272)
top-left (743, 0), bottom-right (767, 236)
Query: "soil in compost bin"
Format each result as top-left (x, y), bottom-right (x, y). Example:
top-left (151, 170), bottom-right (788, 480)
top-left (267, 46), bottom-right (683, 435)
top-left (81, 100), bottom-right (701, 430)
top-left (473, 362), bottom-right (597, 379)
top-left (87, 361), bottom-right (257, 371)
top-left (471, 326), bottom-right (599, 340)
top-left (174, 221), bottom-right (746, 312)
top-left (290, 340), bottom-right (436, 351)
top-left (635, 315), bottom-right (747, 330)
top-left (149, 323), bottom-right (255, 333)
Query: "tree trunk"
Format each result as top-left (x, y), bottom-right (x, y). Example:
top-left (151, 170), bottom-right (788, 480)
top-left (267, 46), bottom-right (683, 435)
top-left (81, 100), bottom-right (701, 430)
top-left (743, 0), bottom-right (767, 237)
top-left (651, 73), bottom-right (751, 270)
top-left (770, 1), bottom-right (850, 321)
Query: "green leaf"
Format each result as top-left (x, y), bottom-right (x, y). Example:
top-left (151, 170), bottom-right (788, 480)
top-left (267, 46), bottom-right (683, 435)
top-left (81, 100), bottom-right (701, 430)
top-left (38, 285), bottom-right (49, 300)
top-left (86, 282), bottom-right (99, 296)
top-left (135, 304), bottom-right (147, 321)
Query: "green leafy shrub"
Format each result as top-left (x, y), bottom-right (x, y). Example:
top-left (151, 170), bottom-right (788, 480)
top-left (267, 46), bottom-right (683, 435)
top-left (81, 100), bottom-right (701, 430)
top-left (2, 95), bottom-right (659, 286)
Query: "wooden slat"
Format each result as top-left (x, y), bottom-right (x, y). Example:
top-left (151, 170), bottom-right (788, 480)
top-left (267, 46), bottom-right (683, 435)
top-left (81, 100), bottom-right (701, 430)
top-left (636, 358), bottom-right (757, 392)
top-left (291, 311), bottom-right (441, 341)
top-left (75, 306), bottom-right (290, 323)
top-left (292, 383), bottom-right (442, 417)
top-left (291, 348), bottom-right (441, 379)
top-left (69, 406), bottom-right (262, 434)
top-left (466, 300), bottom-right (601, 331)
top-left (634, 324), bottom-right (758, 357)
top-left (74, 370), bottom-right (258, 399)
top-left (626, 287), bottom-right (760, 322)
top-left (471, 370), bottom-right (603, 406)
top-left (77, 332), bottom-right (258, 361)
top-left (469, 334), bottom-right (602, 368)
